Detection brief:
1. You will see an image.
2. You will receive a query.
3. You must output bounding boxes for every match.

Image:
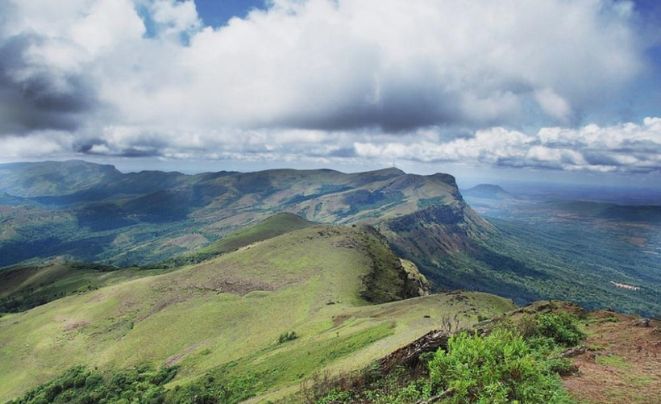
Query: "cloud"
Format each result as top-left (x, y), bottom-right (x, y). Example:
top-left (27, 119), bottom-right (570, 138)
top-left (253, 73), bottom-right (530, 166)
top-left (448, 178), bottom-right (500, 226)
top-left (0, 0), bottom-right (647, 131)
top-left (0, 0), bottom-right (657, 175)
top-left (0, 131), bottom-right (74, 158)
top-left (0, 33), bottom-right (97, 133)
top-left (354, 117), bottom-right (661, 174)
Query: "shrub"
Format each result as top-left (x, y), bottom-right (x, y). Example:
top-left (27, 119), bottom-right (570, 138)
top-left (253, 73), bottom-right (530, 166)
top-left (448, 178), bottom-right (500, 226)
top-left (10, 365), bottom-right (178, 404)
top-left (316, 389), bottom-right (354, 404)
top-left (277, 331), bottom-right (298, 344)
top-left (533, 312), bottom-right (585, 347)
top-left (427, 330), bottom-right (572, 403)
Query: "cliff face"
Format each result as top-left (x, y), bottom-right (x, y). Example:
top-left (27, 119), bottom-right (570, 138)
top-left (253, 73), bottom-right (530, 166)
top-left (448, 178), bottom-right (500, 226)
top-left (375, 193), bottom-right (495, 292)
top-left (379, 200), bottom-right (491, 252)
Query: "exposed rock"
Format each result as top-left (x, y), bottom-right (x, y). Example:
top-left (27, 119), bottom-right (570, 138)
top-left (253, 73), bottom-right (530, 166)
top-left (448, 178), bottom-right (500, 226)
top-left (632, 318), bottom-right (651, 327)
top-left (561, 346), bottom-right (587, 357)
top-left (400, 258), bottom-right (431, 297)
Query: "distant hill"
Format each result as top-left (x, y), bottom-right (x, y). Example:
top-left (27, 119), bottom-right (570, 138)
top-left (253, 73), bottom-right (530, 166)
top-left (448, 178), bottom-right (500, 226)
top-left (0, 161), bottom-right (477, 267)
top-left (0, 160), bottom-right (122, 197)
top-left (463, 184), bottom-right (513, 200)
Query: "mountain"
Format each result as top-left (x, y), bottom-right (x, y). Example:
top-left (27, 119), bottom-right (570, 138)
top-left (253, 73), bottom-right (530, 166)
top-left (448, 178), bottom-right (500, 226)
top-left (0, 160), bottom-right (122, 198)
top-left (0, 216), bottom-right (514, 401)
top-left (463, 184), bottom-right (513, 200)
top-left (0, 161), bottom-right (475, 267)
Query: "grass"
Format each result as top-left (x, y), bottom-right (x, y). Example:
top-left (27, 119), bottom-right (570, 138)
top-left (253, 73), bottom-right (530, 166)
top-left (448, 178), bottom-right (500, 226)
top-left (153, 212), bottom-right (314, 268)
top-left (595, 354), bottom-right (630, 370)
top-left (0, 224), bottom-right (515, 402)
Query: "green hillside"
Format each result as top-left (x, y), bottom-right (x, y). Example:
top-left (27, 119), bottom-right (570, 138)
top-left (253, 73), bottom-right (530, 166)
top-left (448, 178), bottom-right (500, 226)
top-left (0, 223), bottom-right (514, 402)
top-left (0, 261), bottom-right (162, 313)
top-left (0, 214), bottom-right (313, 313)
top-left (156, 212), bottom-right (314, 267)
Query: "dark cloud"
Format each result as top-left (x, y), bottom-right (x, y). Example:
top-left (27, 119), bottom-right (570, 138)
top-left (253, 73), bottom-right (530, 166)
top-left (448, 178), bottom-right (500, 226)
top-left (0, 34), bottom-right (97, 134)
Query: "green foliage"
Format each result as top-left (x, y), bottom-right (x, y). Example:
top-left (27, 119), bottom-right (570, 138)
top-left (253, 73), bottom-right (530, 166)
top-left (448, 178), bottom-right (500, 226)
top-left (10, 365), bottom-right (177, 404)
top-left (314, 313), bottom-right (581, 404)
top-left (165, 374), bottom-right (257, 404)
top-left (316, 389), bottom-right (354, 404)
top-left (427, 329), bottom-right (573, 403)
top-left (531, 312), bottom-right (585, 347)
top-left (277, 331), bottom-right (298, 344)
top-left (358, 228), bottom-right (420, 303)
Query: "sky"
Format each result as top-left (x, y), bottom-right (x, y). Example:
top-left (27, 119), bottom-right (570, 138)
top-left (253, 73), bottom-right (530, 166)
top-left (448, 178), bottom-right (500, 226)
top-left (0, 0), bottom-right (659, 187)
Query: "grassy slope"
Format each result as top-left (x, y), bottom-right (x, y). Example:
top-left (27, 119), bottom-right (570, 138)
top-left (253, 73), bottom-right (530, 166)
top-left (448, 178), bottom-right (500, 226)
top-left (0, 225), bottom-right (514, 402)
top-left (0, 213), bottom-right (312, 312)
top-left (158, 212), bottom-right (314, 266)
top-left (0, 261), bottom-right (165, 313)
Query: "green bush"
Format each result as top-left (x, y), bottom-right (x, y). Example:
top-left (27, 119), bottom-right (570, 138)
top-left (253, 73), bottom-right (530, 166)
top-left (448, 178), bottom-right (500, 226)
top-left (316, 389), bottom-right (354, 404)
top-left (277, 331), bottom-right (298, 344)
top-left (533, 312), bottom-right (585, 347)
top-left (165, 373), bottom-right (257, 404)
top-left (427, 330), bottom-right (572, 403)
top-left (10, 365), bottom-right (178, 404)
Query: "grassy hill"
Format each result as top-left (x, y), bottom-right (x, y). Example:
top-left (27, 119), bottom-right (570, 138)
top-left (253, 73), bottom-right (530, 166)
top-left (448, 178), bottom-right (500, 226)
top-left (0, 222), bottom-right (514, 402)
top-left (0, 214), bottom-right (313, 313)
top-left (156, 212), bottom-right (315, 267)
top-left (0, 260), bottom-right (167, 313)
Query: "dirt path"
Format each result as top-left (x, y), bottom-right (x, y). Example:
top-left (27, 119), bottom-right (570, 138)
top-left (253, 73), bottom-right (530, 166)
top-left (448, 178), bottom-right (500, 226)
top-left (562, 311), bottom-right (661, 403)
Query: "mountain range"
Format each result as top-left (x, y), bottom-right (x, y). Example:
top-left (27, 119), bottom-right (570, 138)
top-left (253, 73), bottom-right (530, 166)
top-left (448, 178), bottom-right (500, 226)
top-left (0, 160), bottom-right (659, 402)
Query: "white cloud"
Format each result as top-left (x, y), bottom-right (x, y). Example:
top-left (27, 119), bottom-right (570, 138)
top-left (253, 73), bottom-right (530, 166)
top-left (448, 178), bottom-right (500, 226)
top-left (0, 0), bottom-right (645, 130)
top-left (0, 0), bottom-right (656, 175)
top-left (0, 131), bottom-right (73, 158)
top-left (353, 118), bottom-right (661, 173)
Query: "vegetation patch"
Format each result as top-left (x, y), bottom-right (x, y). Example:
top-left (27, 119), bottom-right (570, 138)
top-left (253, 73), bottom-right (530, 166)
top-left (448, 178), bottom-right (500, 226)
top-left (310, 310), bottom-right (585, 403)
top-left (10, 365), bottom-right (177, 404)
top-left (426, 330), bottom-right (573, 403)
top-left (595, 354), bottom-right (630, 370)
top-left (277, 331), bottom-right (298, 344)
top-left (149, 213), bottom-right (313, 268)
